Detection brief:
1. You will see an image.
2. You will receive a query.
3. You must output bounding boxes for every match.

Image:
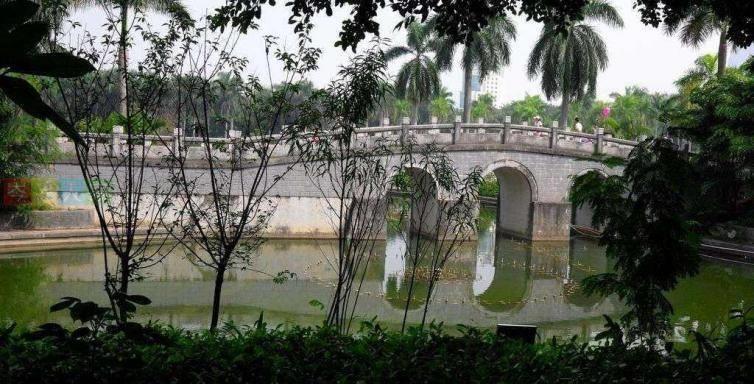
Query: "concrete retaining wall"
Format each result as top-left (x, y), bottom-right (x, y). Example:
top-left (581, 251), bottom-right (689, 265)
top-left (0, 209), bottom-right (97, 230)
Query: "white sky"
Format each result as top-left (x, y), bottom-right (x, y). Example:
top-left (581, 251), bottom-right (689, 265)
top-left (68, 0), bottom-right (752, 105)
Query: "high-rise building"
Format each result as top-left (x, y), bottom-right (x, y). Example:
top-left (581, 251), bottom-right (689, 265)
top-left (477, 72), bottom-right (505, 108)
top-left (459, 69), bottom-right (505, 109)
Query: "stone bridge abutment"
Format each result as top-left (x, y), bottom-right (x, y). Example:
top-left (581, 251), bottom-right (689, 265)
top-left (41, 145), bottom-right (618, 241)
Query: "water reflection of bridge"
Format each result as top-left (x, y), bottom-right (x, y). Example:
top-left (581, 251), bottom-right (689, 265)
top-left (1, 224), bottom-right (619, 332)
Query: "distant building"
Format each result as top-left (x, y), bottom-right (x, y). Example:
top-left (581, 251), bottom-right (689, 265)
top-left (458, 69), bottom-right (505, 108)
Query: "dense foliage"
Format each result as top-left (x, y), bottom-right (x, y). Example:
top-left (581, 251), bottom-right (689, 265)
top-left (570, 57), bottom-right (754, 339)
top-left (211, 0), bottom-right (754, 52)
top-left (668, 64), bottom-right (754, 225)
top-left (2, 313), bottom-right (754, 383)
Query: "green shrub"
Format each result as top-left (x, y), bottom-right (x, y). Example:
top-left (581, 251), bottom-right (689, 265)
top-left (478, 175), bottom-right (499, 198)
top-left (2, 313), bottom-right (754, 383)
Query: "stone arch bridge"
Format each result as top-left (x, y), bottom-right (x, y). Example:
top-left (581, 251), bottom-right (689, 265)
top-left (46, 122), bottom-right (636, 241)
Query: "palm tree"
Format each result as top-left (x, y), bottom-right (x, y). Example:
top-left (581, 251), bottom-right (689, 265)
top-left (511, 94), bottom-right (548, 123)
top-left (429, 96), bottom-right (453, 123)
top-left (392, 99), bottom-right (411, 123)
top-left (433, 16), bottom-right (516, 123)
top-left (434, 86), bottom-right (454, 104)
top-left (385, 23), bottom-right (440, 124)
top-left (428, 86), bottom-right (454, 122)
top-left (607, 86), bottom-right (654, 139)
top-left (527, 0), bottom-right (623, 129)
top-left (675, 53), bottom-right (717, 94)
top-left (471, 93), bottom-right (495, 121)
top-left (65, 1), bottom-right (191, 117)
top-left (665, 6), bottom-right (731, 77)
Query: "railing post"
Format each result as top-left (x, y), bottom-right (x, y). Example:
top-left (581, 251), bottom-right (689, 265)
top-left (452, 115), bottom-right (462, 144)
top-left (228, 129), bottom-right (241, 160)
top-left (350, 124), bottom-right (358, 148)
top-left (550, 121), bottom-right (558, 149)
top-left (173, 127), bottom-right (183, 154)
top-left (111, 125), bottom-right (123, 156)
top-left (595, 127), bottom-right (604, 154)
top-left (503, 115), bottom-right (511, 144)
top-left (476, 117), bottom-right (485, 134)
top-left (400, 116), bottom-right (410, 145)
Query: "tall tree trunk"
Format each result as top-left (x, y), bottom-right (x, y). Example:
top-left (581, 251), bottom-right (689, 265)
top-left (118, 254), bottom-right (130, 323)
top-left (559, 95), bottom-right (570, 130)
top-left (462, 66), bottom-right (473, 123)
top-left (413, 103), bottom-right (419, 124)
top-left (118, 5), bottom-right (128, 117)
top-left (210, 264), bottom-right (226, 331)
top-left (717, 24), bottom-right (728, 77)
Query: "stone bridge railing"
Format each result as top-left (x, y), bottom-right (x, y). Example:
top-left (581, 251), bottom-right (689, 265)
top-left (54, 117), bottom-right (639, 161)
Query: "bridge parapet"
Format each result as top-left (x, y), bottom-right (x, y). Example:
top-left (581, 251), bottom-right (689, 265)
top-left (54, 119), bottom-right (639, 160)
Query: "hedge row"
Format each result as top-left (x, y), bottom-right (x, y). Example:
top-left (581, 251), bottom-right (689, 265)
top-left (1, 321), bottom-right (753, 383)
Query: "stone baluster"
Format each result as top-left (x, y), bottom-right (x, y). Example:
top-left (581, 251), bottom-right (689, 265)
top-left (502, 115), bottom-right (511, 144)
top-left (228, 129), bottom-right (241, 161)
top-left (350, 124), bottom-right (358, 148)
top-left (400, 116), bottom-right (410, 145)
top-left (111, 125), bottom-right (123, 156)
top-left (172, 127), bottom-right (183, 154)
top-left (549, 121), bottom-right (558, 149)
top-left (595, 127), bottom-right (604, 154)
top-left (452, 115), bottom-right (462, 144)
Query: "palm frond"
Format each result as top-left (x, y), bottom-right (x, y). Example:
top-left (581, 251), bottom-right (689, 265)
top-left (384, 46), bottom-right (412, 62)
top-left (583, 0), bottom-right (624, 28)
top-left (678, 9), bottom-right (717, 47)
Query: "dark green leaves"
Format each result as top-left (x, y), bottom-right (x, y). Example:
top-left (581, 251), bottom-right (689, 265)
top-left (0, 21), bottom-right (48, 58)
top-left (0, 75), bottom-right (83, 145)
top-left (0, 0), bottom-right (39, 29)
top-left (112, 292), bottom-right (153, 314)
top-left (126, 294), bottom-right (152, 305)
top-left (7, 53), bottom-right (96, 78)
top-left (50, 297), bottom-right (80, 312)
top-left (570, 138), bottom-right (703, 339)
top-left (0, 0), bottom-right (93, 147)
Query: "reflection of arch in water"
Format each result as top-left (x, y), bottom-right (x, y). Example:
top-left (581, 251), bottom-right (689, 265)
top-left (383, 232), bottom-right (407, 293)
top-left (481, 160), bottom-right (539, 239)
top-left (563, 237), bottom-right (609, 308)
top-left (381, 232), bottom-right (429, 310)
top-left (473, 225), bottom-right (496, 295)
top-left (570, 169), bottom-right (607, 234)
top-left (474, 234), bottom-right (533, 312)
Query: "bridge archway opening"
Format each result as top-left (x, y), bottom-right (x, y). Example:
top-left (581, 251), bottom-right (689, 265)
top-left (482, 161), bottom-right (537, 239)
top-left (388, 167), bottom-right (440, 237)
top-left (570, 169), bottom-right (607, 237)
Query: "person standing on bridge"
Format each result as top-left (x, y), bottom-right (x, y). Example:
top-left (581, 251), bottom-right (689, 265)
top-left (574, 117), bottom-right (583, 133)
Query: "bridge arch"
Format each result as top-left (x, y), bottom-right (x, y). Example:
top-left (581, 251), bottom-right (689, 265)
top-left (481, 160), bottom-right (538, 239)
top-left (388, 165), bottom-right (440, 236)
top-left (569, 168), bottom-right (608, 235)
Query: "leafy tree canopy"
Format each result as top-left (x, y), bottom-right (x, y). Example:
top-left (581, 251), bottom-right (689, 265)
top-left (571, 56), bottom-right (754, 339)
top-left (212, 1), bottom-right (754, 51)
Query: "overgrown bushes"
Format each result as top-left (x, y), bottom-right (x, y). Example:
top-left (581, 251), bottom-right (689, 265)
top-left (2, 315), bottom-right (754, 383)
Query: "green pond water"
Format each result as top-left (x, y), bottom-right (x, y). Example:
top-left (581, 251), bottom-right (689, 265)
top-left (2, 217), bottom-right (754, 341)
